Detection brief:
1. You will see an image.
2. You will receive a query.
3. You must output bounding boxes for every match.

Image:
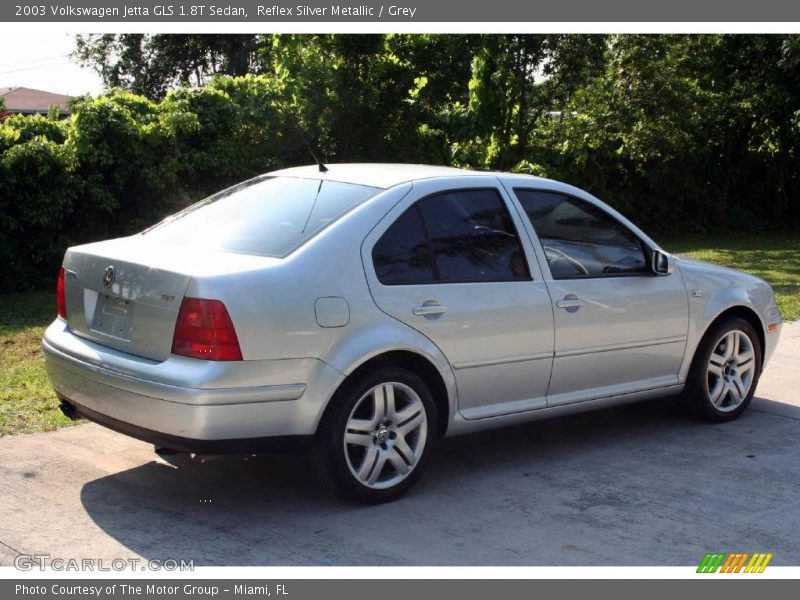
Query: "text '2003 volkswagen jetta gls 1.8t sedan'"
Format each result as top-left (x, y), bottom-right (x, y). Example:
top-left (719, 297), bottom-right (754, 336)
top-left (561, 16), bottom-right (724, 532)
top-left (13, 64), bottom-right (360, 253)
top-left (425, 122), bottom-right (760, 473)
top-left (43, 164), bottom-right (783, 502)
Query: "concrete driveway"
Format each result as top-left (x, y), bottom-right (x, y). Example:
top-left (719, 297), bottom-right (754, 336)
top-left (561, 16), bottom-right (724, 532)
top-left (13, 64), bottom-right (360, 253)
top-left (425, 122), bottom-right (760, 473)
top-left (1, 324), bottom-right (798, 566)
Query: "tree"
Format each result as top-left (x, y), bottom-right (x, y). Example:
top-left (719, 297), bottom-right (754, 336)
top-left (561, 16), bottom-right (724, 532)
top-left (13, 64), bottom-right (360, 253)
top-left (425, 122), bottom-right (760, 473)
top-left (442, 35), bottom-right (609, 171)
top-left (62, 32), bottom-right (800, 232)
top-left (74, 34), bottom-right (263, 98)
top-left (530, 34), bottom-right (800, 233)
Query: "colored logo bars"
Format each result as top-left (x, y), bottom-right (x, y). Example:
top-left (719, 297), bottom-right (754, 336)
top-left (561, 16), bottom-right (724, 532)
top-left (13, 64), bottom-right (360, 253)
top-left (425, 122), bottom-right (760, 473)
top-left (697, 552), bottom-right (773, 573)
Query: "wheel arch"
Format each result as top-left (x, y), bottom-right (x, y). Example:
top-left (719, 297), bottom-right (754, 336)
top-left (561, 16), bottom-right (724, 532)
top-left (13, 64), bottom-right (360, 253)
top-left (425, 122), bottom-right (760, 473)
top-left (318, 349), bottom-right (453, 439)
top-left (700, 305), bottom-right (766, 366)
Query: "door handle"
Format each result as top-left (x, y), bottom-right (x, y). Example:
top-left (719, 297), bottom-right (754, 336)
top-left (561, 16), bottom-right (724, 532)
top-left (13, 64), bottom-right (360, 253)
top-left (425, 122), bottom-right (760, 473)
top-left (413, 304), bottom-right (447, 316)
top-left (556, 295), bottom-right (583, 310)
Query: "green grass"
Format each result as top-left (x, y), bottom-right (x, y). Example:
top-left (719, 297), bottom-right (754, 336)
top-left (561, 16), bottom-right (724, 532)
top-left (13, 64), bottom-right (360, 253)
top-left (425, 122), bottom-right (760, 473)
top-left (0, 291), bottom-right (72, 436)
top-left (0, 233), bottom-right (797, 436)
top-left (663, 232), bottom-right (800, 322)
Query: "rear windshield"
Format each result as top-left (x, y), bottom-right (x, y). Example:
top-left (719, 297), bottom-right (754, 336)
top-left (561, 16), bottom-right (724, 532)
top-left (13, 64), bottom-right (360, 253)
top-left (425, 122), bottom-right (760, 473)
top-left (142, 176), bottom-right (378, 257)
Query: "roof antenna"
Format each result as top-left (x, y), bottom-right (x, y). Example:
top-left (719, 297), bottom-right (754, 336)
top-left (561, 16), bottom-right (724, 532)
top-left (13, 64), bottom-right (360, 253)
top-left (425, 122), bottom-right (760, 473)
top-left (306, 139), bottom-right (328, 173)
top-left (286, 106), bottom-right (328, 172)
top-left (299, 129), bottom-right (328, 173)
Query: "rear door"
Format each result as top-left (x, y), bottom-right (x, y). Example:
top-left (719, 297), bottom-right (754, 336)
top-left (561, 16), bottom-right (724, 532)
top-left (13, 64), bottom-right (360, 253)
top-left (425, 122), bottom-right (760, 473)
top-left (508, 187), bottom-right (689, 406)
top-left (362, 177), bottom-right (555, 419)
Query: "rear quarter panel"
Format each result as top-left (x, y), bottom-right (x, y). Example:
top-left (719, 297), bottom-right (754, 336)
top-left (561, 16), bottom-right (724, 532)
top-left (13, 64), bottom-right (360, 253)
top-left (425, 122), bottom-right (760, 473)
top-left (187, 181), bottom-right (460, 431)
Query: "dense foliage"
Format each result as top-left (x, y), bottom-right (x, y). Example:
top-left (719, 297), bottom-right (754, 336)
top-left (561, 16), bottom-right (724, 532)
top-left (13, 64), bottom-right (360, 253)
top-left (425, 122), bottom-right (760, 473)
top-left (1, 34), bottom-right (798, 291)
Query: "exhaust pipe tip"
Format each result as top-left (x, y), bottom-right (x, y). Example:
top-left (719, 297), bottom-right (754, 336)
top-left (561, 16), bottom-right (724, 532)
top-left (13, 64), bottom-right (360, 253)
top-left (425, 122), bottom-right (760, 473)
top-left (58, 398), bottom-right (79, 421)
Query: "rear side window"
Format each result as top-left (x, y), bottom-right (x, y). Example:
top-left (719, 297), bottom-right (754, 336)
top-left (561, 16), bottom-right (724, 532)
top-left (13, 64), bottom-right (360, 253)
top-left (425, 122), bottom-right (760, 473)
top-left (372, 206), bottom-right (437, 284)
top-left (514, 189), bottom-right (648, 279)
top-left (373, 189), bottom-right (529, 285)
top-left (143, 176), bottom-right (378, 257)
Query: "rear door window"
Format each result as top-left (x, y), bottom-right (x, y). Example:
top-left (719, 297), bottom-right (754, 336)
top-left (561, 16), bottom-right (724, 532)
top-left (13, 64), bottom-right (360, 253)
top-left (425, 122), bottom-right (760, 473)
top-left (372, 206), bottom-right (437, 285)
top-left (418, 189), bottom-right (529, 283)
top-left (143, 176), bottom-right (378, 257)
top-left (372, 188), bottom-right (530, 284)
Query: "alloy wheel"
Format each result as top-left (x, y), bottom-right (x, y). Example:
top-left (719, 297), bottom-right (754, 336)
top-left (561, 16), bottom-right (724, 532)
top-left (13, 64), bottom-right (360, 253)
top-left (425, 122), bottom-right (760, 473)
top-left (343, 382), bottom-right (428, 489)
top-left (706, 329), bottom-right (756, 412)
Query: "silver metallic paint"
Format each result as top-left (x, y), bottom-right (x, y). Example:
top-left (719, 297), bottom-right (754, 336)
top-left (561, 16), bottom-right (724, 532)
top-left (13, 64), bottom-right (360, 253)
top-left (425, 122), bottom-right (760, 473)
top-left (43, 165), bottom-right (783, 445)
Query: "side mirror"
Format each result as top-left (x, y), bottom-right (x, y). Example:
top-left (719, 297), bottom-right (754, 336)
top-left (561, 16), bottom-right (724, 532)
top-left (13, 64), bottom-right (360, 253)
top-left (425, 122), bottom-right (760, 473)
top-left (651, 249), bottom-right (674, 276)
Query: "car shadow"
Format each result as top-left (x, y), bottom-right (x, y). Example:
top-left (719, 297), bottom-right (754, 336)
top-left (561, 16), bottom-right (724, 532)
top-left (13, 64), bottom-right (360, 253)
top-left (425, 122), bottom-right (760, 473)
top-left (79, 396), bottom-right (800, 565)
top-left (751, 395), bottom-right (800, 419)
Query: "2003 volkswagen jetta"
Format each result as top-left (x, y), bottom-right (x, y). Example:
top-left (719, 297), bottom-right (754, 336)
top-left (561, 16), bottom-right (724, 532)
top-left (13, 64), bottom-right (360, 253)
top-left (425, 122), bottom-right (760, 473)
top-left (44, 164), bottom-right (783, 502)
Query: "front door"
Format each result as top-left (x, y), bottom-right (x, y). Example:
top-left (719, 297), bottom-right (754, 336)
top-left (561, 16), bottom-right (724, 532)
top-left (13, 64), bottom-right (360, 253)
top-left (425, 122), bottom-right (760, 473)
top-left (510, 187), bottom-right (689, 406)
top-left (362, 177), bottom-right (555, 419)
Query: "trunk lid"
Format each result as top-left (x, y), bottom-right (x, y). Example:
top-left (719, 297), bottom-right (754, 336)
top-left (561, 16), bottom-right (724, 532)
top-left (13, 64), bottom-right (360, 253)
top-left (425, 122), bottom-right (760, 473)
top-left (61, 236), bottom-right (270, 362)
top-left (63, 237), bottom-right (192, 361)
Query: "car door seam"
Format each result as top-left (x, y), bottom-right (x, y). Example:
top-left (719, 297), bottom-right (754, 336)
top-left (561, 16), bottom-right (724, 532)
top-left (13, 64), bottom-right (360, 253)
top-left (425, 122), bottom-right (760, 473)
top-left (497, 176), bottom-right (558, 398)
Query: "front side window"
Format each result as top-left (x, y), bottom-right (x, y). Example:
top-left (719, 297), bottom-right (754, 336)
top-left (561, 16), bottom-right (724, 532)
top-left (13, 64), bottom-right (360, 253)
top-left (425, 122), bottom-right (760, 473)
top-left (514, 189), bottom-right (648, 279)
top-left (143, 176), bottom-right (378, 257)
top-left (372, 189), bottom-right (529, 285)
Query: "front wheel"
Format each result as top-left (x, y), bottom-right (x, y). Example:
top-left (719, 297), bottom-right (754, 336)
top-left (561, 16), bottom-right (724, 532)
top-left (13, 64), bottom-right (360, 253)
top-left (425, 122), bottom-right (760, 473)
top-left (313, 367), bottom-right (436, 503)
top-left (682, 317), bottom-right (762, 422)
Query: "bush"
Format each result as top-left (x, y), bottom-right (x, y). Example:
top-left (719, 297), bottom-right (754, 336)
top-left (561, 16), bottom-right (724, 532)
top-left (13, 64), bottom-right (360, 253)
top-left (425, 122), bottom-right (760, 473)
top-left (1, 38), bottom-right (799, 292)
top-left (0, 137), bottom-right (77, 290)
top-left (0, 78), bottom-right (312, 291)
top-left (1, 113), bottom-right (68, 144)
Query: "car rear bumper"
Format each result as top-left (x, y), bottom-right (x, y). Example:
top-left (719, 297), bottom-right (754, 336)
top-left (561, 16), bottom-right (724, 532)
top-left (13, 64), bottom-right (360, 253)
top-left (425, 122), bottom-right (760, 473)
top-left (57, 397), bottom-right (311, 454)
top-left (42, 319), bottom-right (343, 449)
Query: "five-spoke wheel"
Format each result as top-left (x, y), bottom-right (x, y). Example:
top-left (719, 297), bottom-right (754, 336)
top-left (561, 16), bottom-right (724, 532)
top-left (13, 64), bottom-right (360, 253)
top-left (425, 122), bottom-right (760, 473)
top-left (343, 382), bottom-right (428, 489)
top-left (683, 317), bottom-right (762, 422)
top-left (706, 329), bottom-right (756, 412)
top-left (313, 367), bottom-right (436, 503)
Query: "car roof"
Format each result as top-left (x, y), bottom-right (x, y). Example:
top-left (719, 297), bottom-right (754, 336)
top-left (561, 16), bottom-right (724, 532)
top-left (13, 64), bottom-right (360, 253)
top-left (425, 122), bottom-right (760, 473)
top-left (268, 163), bottom-right (508, 189)
top-left (265, 163), bottom-right (660, 251)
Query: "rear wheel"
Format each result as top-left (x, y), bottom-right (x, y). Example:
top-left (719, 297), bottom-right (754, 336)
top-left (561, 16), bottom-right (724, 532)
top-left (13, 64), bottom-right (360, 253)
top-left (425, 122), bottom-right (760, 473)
top-left (313, 367), bottom-right (436, 503)
top-left (682, 317), bottom-right (762, 422)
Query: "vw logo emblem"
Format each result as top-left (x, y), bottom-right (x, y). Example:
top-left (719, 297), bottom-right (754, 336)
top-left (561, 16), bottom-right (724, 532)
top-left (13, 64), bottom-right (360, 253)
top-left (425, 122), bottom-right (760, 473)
top-left (375, 426), bottom-right (390, 443)
top-left (103, 266), bottom-right (116, 288)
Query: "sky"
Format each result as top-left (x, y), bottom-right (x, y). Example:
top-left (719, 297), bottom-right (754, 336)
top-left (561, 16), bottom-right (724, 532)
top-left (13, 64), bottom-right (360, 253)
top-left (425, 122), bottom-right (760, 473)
top-left (0, 34), bottom-right (105, 96)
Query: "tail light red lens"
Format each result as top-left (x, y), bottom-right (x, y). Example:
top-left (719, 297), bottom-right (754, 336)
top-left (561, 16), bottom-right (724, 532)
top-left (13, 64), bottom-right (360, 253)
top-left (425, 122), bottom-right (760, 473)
top-left (56, 267), bottom-right (67, 319)
top-left (171, 297), bottom-right (243, 361)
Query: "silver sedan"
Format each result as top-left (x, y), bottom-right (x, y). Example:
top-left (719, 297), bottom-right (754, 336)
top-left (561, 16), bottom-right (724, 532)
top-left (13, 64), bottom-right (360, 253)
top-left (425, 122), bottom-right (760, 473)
top-left (43, 164), bottom-right (783, 502)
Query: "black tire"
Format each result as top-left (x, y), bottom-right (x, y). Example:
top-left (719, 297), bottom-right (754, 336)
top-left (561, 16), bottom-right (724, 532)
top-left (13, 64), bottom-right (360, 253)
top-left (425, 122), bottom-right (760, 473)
top-left (681, 317), bottom-right (762, 422)
top-left (312, 366), bottom-right (437, 504)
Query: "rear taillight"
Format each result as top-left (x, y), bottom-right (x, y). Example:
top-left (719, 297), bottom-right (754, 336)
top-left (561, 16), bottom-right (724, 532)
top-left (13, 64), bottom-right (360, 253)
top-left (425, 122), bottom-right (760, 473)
top-left (56, 267), bottom-right (67, 319)
top-left (171, 297), bottom-right (243, 361)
